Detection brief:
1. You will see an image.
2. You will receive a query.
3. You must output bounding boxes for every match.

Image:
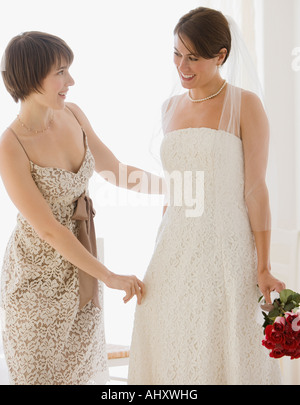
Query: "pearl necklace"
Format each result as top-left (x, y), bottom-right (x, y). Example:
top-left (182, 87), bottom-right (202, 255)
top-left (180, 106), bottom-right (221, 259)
top-left (17, 113), bottom-right (54, 134)
top-left (188, 80), bottom-right (227, 103)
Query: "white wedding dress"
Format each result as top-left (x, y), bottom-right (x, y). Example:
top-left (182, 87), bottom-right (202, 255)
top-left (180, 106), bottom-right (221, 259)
top-left (128, 127), bottom-right (282, 385)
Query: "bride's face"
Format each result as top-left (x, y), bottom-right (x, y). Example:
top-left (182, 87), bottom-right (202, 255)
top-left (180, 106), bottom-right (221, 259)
top-left (173, 34), bottom-right (220, 89)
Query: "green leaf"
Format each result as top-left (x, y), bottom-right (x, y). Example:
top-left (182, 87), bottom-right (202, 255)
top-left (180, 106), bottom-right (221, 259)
top-left (262, 314), bottom-right (273, 334)
top-left (262, 319), bottom-right (273, 334)
top-left (280, 289), bottom-right (295, 304)
top-left (288, 293), bottom-right (300, 305)
top-left (268, 309), bottom-right (281, 319)
top-left (284, 302), bottom-right (297, 312)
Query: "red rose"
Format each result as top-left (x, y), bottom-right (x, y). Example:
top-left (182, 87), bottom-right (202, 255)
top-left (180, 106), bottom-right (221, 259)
top-left (265, 325), bottom-right (273, 339)
top-left (290, 349), bottom-right (300, 359)
top-left (283, 336), bottom-right (298, 352)
top-left (269, 329), bottom-right (285, 344)
top-left (274, 317), bottom-right (286, 333)
top-left (285, 312), bottom-right (297, 326)
top-left (262, 339), bottom-right (274, 350)
top-left (270, 344), bottom-right (285, 359)
top-left (285, 325), bottom-right (295, 338)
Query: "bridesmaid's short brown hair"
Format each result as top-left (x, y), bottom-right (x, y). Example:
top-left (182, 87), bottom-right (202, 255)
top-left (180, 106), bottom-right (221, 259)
top-left (1, 31), bottom-right (74, 102)
top-left (174, 7), bottom-right (231, 65)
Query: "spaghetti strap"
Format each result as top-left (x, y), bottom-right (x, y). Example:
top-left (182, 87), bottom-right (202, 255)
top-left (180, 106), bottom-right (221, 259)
top-left (65, 105), bottom-right (82, 127)
top-left (65, 105), bottom-right (86, 145)
top-left (8, 127), bottom-right (31, 161)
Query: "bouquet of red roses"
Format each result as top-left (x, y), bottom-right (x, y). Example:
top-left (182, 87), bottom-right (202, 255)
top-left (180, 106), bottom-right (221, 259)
top-left (259, 289), bottom-right (300, 359)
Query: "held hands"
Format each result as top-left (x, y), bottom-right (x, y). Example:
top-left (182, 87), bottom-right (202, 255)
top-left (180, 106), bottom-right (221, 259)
top-left (258, 269), bottom-right (286, 304)
top-left (105, 272), bottom-right (145, 305)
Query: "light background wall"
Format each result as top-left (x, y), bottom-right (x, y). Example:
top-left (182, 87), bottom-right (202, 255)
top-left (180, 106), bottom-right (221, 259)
top-left (0, 0), bottom-right (299, 383)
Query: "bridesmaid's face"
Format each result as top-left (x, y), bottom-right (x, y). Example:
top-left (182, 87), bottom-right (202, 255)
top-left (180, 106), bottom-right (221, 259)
top-left (173, 34), bottom-right (221, 90)
top-left (29, 58), bottom-right (75, 110)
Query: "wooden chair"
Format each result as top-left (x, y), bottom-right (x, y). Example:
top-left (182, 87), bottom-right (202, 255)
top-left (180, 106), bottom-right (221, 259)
top-left (107, 344), bottom-right (130, 383)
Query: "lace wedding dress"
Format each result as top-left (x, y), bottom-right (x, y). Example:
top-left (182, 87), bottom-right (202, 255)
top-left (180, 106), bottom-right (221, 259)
top-left (128, 127), bottom-right (282, 385)
top-left (0, 127), bottom-right (108, 385)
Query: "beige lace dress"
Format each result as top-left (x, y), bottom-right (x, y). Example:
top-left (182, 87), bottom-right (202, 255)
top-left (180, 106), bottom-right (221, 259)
top-left (0, 126), bottom-right (108, 385)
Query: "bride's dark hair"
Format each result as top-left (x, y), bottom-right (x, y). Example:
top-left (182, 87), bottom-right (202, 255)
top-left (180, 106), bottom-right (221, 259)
top-left (174, 7), bottom-right (231, 65)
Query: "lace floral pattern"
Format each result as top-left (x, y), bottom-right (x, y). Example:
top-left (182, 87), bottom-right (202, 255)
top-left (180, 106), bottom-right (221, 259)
top-left (0, 136), bottom-right (108, 385)
top-left (128, 128), bottom-right (282, 385)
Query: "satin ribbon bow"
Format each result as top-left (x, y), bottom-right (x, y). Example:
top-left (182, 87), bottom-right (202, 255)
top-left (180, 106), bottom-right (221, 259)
top-left (71, 192), bottom-right (100, 309)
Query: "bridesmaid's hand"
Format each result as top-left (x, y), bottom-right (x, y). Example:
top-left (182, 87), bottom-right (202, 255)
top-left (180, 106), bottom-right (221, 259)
top-left (105, 273), bottom-right (145, 304)
top-left (258, 269), bottom-right (286, 304)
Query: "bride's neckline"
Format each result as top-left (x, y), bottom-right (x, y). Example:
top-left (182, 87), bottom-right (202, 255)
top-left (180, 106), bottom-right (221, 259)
top-left (165, 127), bottom-right (242, 142)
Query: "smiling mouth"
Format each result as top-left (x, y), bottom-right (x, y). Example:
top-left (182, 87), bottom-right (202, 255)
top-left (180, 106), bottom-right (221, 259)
top-left (58, 91), bottom-right (68, 97)
top-left (179, 71), bottom-right (196, 81)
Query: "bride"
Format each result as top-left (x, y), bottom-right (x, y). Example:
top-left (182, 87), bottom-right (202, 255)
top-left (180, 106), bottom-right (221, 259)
top-left (128, 7), bottom-right (285, 385)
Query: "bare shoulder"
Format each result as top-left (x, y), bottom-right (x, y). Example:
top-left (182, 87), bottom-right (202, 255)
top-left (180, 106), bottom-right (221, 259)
top-left (241, 89), bottom-right (265, 114)
top-left (0, 126), bottom-right (16, 146)
top-left (66, 103), bottom-right (119, 174)
top-left (65, 102), bottom-right (100, 150)
top-left (0, 127), bottom-right (33, 196)
top-left (240, 89), bottom-right (269, 139)
top-left (0, 128), bottom-right (62, 239)
top-left (65, 101), bottom-right (82, 115)
top-left (241, 90), bottom-right (268, 123)
top-left (65, 102), bottom-right (90, 126)
top-left (0, 127), bottom-right (25, 166)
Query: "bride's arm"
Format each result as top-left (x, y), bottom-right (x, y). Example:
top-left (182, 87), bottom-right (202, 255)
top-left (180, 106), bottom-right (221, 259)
top-left (66, 102), bottom-right (165, 195)
top-left (240, 91), bottom-right (285, 303)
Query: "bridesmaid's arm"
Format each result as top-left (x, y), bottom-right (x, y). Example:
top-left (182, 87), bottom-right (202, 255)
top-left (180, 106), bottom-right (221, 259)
top-left (0, 129), bottom-right (144, 304)
top-left (66, 102), bottom-right (166, 195)
top-left (0, 128), bottom-right (112, 283)
top-left (240, 91), bottom-right (285, 303)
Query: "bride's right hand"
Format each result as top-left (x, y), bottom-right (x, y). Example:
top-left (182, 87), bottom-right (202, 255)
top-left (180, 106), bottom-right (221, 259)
top-left (105, 272), bottom-right (145, 305)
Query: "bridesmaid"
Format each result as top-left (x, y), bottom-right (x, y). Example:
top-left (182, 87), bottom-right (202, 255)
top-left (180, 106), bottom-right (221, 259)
top-left (0, 31), bottom-right (163, 384)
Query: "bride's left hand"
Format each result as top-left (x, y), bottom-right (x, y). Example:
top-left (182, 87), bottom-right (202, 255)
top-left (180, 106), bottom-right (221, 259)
top-left (258, 269), bottom-right (286, 304)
